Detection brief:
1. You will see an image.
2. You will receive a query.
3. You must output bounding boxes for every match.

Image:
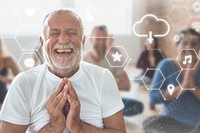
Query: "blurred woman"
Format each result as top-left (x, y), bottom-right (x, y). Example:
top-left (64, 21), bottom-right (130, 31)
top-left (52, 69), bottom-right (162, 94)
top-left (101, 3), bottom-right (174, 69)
top-left (143, 28), bottom-right (200, 133)
top-left (0, 38), bottom-right (19, 105)
top-left (136, 37), bottom-right (164, 84)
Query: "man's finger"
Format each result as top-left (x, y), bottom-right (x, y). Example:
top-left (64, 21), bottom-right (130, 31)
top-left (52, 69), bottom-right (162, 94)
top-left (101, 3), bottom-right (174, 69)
top-left (54, 90), bottom-right (68, 116)
top-left (68, 81), bottom-right (78, 100)
top-left (52, 91), bottom-right (64, 107)
top-left (68, 94), bottom-right (80, 111)
top-left (63, 77), bottom-right (68, 85)
top-left (50, 78), bottom-right (65, 102)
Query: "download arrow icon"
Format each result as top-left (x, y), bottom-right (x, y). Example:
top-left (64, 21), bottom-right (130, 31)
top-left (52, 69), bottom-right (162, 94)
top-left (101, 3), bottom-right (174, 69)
top-left (147, 31), bottom-right (154, 44)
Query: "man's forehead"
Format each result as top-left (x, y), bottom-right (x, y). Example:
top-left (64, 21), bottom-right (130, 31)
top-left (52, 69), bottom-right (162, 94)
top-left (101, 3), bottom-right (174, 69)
top-left (44, 13), bottom-right (80, 30)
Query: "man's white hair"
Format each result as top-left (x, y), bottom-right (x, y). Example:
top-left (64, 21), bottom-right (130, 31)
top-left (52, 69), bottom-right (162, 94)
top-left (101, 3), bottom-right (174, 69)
top-left (42, 9), bottom-right (84, 38)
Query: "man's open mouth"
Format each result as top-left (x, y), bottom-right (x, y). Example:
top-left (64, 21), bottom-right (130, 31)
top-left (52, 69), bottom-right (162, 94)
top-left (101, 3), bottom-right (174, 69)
top-left (55, 48), bottom-right (74, 55)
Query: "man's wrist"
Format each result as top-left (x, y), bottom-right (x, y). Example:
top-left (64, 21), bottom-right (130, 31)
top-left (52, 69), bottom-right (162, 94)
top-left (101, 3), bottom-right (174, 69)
top-left (69, 120), bottom-right (82, 133)
top-left (76, 120), bottom-right (82, 133)
top-left (47, 122), bottom-right (64, 133)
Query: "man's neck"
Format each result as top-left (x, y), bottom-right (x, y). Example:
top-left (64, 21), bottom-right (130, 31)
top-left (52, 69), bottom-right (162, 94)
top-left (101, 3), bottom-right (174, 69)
top-left (48, 65), bottom-right (80, 78)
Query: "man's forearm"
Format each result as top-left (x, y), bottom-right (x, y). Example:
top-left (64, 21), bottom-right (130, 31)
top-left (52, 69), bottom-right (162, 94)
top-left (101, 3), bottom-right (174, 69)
top-left (79, 121), bottom-right (126, 133)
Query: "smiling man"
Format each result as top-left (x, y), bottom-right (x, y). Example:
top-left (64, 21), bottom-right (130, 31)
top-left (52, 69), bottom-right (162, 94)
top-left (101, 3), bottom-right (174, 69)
top-left (0, 9), bottom-right (126, 133)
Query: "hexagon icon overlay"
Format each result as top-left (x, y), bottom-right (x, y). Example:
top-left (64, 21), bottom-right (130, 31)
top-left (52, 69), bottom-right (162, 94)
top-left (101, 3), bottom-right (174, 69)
top-left (18, 52), bottom-right (42, 71)
top-left (176, 49), bottom-right (200, 70)
top-left (105, 46), bottom-right (129, 67)
top-left (142, 68), bottom-right (165, 91)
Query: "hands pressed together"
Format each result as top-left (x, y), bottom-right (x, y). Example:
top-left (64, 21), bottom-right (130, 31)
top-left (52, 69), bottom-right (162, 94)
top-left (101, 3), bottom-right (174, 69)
top-left (45, 78), bottom-right (81, 133)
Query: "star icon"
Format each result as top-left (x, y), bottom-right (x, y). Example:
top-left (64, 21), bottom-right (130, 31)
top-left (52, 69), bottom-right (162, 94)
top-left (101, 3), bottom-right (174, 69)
top-left (112, 51), bottom-right (122, 62)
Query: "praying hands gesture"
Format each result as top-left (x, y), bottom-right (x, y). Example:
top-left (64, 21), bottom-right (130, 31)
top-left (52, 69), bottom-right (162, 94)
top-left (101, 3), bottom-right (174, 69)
top-left (39, 78), bottom-right (81, 133)
top-left (39, 78), bottom-right (126, 133)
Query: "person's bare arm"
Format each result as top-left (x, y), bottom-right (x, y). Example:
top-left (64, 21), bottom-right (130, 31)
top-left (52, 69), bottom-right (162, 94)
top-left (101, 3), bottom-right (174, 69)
top-left (0, 121), bottom-right (28, 133)
top-left (0, 57), bottom-right (20, 84)
top-left (79, 111), bottom-right (126, 133)
top-left (115, 72), bottom-right (130, 91)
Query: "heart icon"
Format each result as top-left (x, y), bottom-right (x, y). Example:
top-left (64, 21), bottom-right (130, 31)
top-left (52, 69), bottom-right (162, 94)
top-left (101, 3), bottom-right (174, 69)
top-left (25, 8), bottom-right (35, 17)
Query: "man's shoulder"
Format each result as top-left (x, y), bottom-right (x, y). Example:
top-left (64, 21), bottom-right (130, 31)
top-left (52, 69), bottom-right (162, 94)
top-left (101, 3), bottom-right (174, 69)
top-left (81, 61), bottom-right (108, 71)
top-left (14, 64), bottom-right (47, 83)
top-left (81, 61), bottom-right (110, 76)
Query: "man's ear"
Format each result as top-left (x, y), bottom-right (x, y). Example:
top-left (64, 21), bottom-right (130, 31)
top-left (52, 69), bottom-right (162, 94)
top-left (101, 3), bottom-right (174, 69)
top-left (40, 37), bottom-right (44, 46)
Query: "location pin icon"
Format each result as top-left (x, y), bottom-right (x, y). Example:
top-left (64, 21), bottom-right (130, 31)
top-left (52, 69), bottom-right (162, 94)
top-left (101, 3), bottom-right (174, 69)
top-left (167, 84), bottom-right (175, 96)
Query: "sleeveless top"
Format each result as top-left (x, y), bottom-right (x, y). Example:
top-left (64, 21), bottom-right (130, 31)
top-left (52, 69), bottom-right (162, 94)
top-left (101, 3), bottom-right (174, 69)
top-left (0, 58), bottom-right (8, 104)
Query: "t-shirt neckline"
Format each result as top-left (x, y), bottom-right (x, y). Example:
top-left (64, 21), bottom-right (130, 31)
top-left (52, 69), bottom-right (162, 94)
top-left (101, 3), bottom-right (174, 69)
top-left (45, 62), bottom-right (83, 82)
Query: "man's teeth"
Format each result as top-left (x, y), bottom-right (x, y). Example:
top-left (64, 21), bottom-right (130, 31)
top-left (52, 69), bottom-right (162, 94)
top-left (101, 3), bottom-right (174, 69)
top-left (56, 49), bottom-right (72, 53)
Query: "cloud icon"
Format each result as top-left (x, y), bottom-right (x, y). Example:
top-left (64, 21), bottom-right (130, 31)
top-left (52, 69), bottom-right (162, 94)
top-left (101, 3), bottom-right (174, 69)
top-left (133, 14), bottom-right (170, 37)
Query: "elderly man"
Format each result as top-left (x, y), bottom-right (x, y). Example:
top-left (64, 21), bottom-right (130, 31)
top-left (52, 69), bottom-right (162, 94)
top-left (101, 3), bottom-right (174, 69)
top-left (0, 9), bottom-right (126, 133)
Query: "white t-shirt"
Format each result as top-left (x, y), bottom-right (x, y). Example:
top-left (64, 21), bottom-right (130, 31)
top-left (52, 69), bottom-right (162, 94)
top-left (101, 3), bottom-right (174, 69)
top-left (0, 61), bottom-right (124, 133)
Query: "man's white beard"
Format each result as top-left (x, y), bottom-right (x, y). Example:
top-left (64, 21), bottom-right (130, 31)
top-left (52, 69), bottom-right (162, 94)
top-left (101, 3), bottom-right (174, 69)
top-left (43, 43), bottom-right (83, 76)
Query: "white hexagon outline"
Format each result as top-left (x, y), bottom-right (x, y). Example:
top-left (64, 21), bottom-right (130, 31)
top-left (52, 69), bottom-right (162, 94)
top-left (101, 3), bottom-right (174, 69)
top-left (123, 58), bottom-right (134, 80)
top-left (13, 0), bottom-right (23, 25)
top-left (176, 49), bottom-right (200, 70)
top-left (15, 24), bottom-right (41, 52)
top-left (146, 48), bottom-right (166, 59)
top-left (154, 58), bottom-right (195, 101)
top-left (14, 0), bottom-right (45, 25)
top-left (155, 59), bottom-right (188, 101)
top-left (170, 0), bottom-right (189, 8)
top-left (0, 0), bottom-right (23, 38)
top-left (18, 51), bottom-right (41, 71)
top-left (166, 6), bottom-right (191, 29)
top-left (142, 68), bottom-right (165, 91)
top-left (186, 1), bottom-right (200, 16)
top-left (105, 45), bottom-right (129, 67)
top-left (35, 47), bottom-right (44, 63)
top-left (123, 58), bottom-right (142, 81)
top-left (157, 59), bottom-right (181, 100)
top-left (176, 69), bottom-right (196, 99)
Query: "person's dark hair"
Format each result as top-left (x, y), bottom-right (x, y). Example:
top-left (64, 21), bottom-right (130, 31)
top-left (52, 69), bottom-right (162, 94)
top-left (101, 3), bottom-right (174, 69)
top-left (92, 25), bottom-right (108, 34)
top-left (176, 28), bottom-right (200, 45)
top-left (145, 37), bottom-right (159, 50)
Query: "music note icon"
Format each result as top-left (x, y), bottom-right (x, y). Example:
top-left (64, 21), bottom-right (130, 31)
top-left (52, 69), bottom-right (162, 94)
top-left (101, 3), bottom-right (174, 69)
top-left (183, 55), bottom-right (192, 65)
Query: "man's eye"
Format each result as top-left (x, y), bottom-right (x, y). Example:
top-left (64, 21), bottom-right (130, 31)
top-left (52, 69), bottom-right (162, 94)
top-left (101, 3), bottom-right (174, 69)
top-left (68, 32), bottom-right (77, 36)
top-left (49, 33), bottom-right (59, 36)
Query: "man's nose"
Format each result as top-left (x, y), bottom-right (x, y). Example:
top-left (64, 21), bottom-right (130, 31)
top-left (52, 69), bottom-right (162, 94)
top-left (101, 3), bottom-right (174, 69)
top-left (58, 33), bottom-right (69, 45)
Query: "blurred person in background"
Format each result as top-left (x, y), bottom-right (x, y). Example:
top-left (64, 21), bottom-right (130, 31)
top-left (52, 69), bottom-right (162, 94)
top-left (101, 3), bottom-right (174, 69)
top-left (135, 37), bottom-right (165, 110)
top-left (0, 38), bottom-right (19, 107)
top-left (143, 28), bottom-right (200, 133)
top-left (84, 25), bottom-right (144, 116)
top-left (106, 34), bottom-right (121, 54)
top-left (135, 37), bottom-right (164, 85)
